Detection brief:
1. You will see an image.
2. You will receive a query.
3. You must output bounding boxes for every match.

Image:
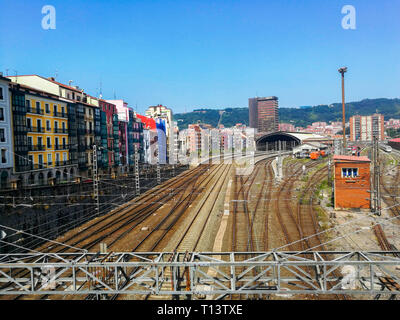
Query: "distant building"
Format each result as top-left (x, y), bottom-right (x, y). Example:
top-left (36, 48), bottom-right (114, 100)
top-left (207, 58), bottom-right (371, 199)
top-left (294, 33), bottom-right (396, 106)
top-left (248, 96), bottom-right (279, 133)
top-left (385, 118), bottom-right (400, 130)
top-left (279, 123), bottom-right (295, 132)
top-left (350, 114), bottom-right (384, 141)
top-left (145, 105), bottom-right (174, 162)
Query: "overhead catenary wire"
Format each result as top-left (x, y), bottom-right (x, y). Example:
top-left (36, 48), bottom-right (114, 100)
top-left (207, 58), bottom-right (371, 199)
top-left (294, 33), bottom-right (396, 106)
top-left (0, 239), bottom-right (41, 254)
top-left (272, 202), bottom-right (400, 259)
top-left (0, 224), bottom-right (87, 253)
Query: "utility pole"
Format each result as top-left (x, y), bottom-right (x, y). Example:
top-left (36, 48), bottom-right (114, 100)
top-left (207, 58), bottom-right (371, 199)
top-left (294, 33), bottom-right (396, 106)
top-left (134, 145), bottom-right (140, 196)
top-left (156, 149), bottom-right (161, 185)
top-left (93, 144), bottom-right (100, 216)
top-left (372, 137), bottom-right (381, 215)
top-left (338, 67), bottom-right (348, 150)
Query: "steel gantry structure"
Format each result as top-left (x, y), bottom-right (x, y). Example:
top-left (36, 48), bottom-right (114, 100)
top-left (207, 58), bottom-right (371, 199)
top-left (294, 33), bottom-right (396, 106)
top-left (1, 251), bottom-right (400, 298)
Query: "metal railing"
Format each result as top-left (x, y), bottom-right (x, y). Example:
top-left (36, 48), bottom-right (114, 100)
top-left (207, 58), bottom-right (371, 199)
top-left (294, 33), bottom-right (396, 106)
top-left (54, 128), bottom-right (68, 134)
top-left (0, 251), bottom-right (399, 297)
top-left (54, 111), bottom-right (67, 118)
top-left (27, 144), bottom-right (45, 151)
top-left (55, 144), bottom-right (68, 150)
top-left (26, 107), bottom-right (43, 115)
top-left (27, 127), bottom-right (45, 133)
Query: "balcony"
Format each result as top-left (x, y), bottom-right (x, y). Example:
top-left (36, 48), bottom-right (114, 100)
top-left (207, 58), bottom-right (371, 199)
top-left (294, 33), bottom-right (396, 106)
top-left (26, 107), bottom-right (43, 115)
top-left (85, 143), bottom-right (95, 150)
top-left (29, 163), bottom-right (46, 170)
top-left (77, 127), bottom-right (86, 135)
top-left (28, 144), bottom-right (45, 151)
top-left (27, 126), bottom-right (45, 133)
top-left (54, 111), bottom-right (67, 118)
top-left (55, 144), bottom-right (68, 150)
top-left (54, 128), bottom-right (68, 134)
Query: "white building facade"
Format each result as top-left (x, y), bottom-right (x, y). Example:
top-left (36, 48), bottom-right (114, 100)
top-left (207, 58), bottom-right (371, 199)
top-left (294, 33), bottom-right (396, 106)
top-left (0, 75), bottom-right (13, 188)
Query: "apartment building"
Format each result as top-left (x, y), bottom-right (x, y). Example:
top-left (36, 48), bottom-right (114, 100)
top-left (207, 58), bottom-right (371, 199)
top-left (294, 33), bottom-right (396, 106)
top-left (8, 81), bottom-right (77, 186)
top-left (350, 114), bottom-right (385, 141)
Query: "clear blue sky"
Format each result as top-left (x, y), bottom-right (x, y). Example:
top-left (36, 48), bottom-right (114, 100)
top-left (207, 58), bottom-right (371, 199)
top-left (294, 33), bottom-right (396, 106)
top-left (1, 0), bottom-right (399, 114)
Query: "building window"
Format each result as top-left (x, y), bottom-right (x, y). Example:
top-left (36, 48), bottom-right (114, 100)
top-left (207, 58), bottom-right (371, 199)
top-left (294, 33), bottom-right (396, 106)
top-left (0, 87), bottom-right (3, 100)
top-left (0, 108), bottom-right (4, 121)
top-left (28, 136), bottom-right (33, 148)
top-left (0, 128), bottom-right (5, 142)
top-left (47, 137), bottom-right (51, 148)
top-left (342, 168), bottom-right (358, 178)
top-left (54, 104), bottom-right (57, 115)
top-left (45, 103), bottom-right (50, 113)
top-left (1, 149), bottom-right (6, 163)
top-left (47, 154), bottom-right (52, 165)
top-left (46, 120), bottom-right (51, 131)
top-left (27, 118), bottom-right (31, 129)
top-left (36, 101), bottom-right (40, 109)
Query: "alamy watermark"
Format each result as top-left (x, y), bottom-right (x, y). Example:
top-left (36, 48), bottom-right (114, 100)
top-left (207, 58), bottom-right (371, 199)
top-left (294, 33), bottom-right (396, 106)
top-left (41, 5), bottom-right (56, 30)
top-left (341, 5), bottom-right (356, 30)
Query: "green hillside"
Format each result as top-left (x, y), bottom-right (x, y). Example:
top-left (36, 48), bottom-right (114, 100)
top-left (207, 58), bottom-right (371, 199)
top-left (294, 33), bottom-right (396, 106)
top-left (173, 98), bottom-right (400, 130)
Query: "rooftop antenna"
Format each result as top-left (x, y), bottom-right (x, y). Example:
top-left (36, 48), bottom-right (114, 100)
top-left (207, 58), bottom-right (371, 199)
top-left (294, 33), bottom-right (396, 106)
top-left (68, 80), bottom-right (73, 87)
top-left (113, 89), bottom-right (116, 99)
top-left (14, 70), bottom-right (18, 83)
top-left (55, 69), bottom-right (58, 80)
top-left (5, 69), bottom-right (9, 76)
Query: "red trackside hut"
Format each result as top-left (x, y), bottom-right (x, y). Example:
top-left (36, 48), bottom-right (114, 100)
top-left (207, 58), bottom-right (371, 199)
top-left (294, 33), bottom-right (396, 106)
top-left (333, 155), bottom-right (371, 209)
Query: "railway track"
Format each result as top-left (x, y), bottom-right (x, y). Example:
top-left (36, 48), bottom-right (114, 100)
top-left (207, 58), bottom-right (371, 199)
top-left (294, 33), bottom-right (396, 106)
top-left (5, 165), bottom-right (213, 300)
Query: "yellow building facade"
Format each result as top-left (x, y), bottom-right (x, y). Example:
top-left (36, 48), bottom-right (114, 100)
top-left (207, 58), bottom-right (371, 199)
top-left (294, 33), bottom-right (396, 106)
top-left (25, 93), bottom-right (69, 169)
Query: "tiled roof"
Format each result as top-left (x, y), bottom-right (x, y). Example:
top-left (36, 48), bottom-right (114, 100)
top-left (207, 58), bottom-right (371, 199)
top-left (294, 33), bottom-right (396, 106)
top-left (333, 155), bottom-right (371, 162)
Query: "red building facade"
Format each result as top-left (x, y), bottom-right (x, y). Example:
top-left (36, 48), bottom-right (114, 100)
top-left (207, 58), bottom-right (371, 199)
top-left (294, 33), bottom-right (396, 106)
top-left (333, 155), bottom-right (371, 209)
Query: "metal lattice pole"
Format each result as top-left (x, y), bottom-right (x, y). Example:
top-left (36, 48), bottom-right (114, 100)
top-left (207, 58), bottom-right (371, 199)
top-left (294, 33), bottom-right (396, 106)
top-left (93, 144), bottom-right (100, 216)
top-left (157, 149), bottom-right (161, 185)
top-left (373, 137), bottom-right (381, 216)
top-left (134, 145), bottom-right (140, 196)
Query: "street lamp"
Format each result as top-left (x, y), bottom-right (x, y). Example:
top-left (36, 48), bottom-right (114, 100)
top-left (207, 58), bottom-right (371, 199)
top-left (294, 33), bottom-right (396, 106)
top-left (338, 67), bottom-right (348, 151)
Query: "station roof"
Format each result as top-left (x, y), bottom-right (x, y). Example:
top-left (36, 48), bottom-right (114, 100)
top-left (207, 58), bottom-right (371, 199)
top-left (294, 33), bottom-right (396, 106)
top-left (284, 132), bottom-right (327, 142)
top-left (256, 131), bottom-right (331, 144)
top-left (333, 155), bottom-right (371, 162)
